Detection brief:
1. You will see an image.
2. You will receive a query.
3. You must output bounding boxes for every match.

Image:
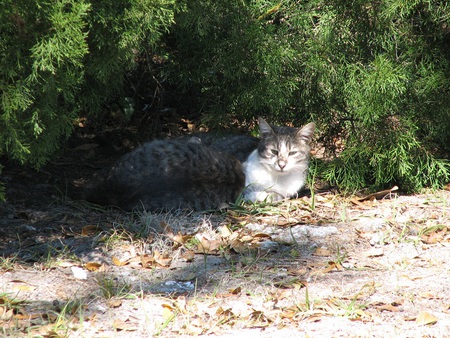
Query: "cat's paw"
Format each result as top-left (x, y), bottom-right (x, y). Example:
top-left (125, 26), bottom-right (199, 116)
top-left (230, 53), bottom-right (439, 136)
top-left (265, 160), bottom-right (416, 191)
top-left (244, 190), bottom-right (285, 203)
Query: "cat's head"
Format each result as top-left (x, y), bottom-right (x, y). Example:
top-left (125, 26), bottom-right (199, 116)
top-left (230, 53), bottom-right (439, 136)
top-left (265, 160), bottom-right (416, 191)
top-left (257, 117), bottom-right (315, 173)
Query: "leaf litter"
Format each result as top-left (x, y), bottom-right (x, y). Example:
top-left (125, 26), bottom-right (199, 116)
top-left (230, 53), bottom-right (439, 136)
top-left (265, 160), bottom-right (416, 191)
top-left (1, 161), bottom-right (450, 337)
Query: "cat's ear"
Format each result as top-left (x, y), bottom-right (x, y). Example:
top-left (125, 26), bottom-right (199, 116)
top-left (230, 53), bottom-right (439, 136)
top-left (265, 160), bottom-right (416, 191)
top-left (258, 117), bottom-right (273, 137)
top-left (296, 122), bottom-right (315, 143)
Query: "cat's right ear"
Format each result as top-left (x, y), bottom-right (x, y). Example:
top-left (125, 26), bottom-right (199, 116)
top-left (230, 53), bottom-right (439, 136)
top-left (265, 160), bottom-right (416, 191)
top-left (258, 117), bottom-right (273, 137)
top-left (296, 122), bottom-right (316, 143)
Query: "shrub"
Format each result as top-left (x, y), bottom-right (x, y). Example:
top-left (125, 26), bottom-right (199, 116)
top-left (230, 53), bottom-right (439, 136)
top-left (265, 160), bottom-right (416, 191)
top-left (168, 0), bottom-right (450, 191)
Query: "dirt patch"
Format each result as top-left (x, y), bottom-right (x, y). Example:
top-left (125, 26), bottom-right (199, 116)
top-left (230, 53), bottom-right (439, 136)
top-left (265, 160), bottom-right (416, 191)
top-left (1, 139), bottom-right (449, 337)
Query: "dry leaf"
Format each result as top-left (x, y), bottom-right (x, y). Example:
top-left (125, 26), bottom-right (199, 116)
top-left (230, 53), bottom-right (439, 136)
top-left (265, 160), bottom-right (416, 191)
top-left (112, 256), bottom-right (128, 267)
top-left (196, 236), bottom-right (223, 253)
top-left (81, 225), bottom-right (102, 236)
top-left (162, 304), bottom-right (176, 320)
top-left (415, 311), bottom-right (438, 326)
top-left (230, 286), bottom-right (242, 295)
top-left (313, 247), bottom-right (332, 256)
top-left (85, 262), bottom-right (103, 272)
top-left (140, 254), bottom-right (156, 268)
top-left (12, 284), bottom-right (36, 292)
top-left (113, 318), bottom-right (138, 331)
top-left (153, 250), bottom-right (172, 267)
top-left (219, 225), bottom-right (233, 237)
top-left (107, 299), bottom-right (123, 308)
top-left (374, 302), bottom-right (401, 312)
top-left (179, 250), bottom-right (195, 262)
top-left (321, 261), bottom-right (344, 273)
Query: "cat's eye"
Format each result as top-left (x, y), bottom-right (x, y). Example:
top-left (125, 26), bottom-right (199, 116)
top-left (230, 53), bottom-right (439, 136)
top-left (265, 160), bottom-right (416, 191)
top-left (270, 149), bottom-right (279, 155)
top-left (289, 151), bottom-right (298, 155)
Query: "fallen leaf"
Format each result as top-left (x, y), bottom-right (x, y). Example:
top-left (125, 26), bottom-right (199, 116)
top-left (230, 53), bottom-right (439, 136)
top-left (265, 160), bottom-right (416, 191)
top-left (140, 254), bottom-right (156, 268)
top-left (374, 302), bottom-right (402, 312)
top-left (112, 256), bottom-right (129, 267)
top-left (219, 225), bottom-right (233, 237)
top-left (274, 278), bottom-right (307, 289)
top-left (321, 261), bottom-right (344, 273)
top-left (113, 318), bottom-right (138, 331)
top-left (313, 247), bottom-right (332, 256)
top-left (415, 311), bottom-right (438, 326)
top-left (230, 287), bottom-right (242, 295)
top-left (179, 250), bottom-right (195, 262)
top-left (12, 284), bottom-right (36, 292)
top-left (81, 225), bottom-right (102, 236)
top-left (85, 262), bottom-right (103, 272)
top-left (107, 299), bottom-right (122, 308)
top-left (153, 250), bottom-right (172, 267)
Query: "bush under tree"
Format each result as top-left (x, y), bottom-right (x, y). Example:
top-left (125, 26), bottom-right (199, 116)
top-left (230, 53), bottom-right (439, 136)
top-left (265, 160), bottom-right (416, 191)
top-left (0, 0), bottom-right (183, 199)
top-left (1, 0), bottom-right (449, 200)
top-left (168, 0), bottom-right (450, 191)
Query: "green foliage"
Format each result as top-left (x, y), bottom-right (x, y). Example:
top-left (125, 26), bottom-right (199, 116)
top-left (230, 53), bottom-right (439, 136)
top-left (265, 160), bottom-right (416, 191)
top-left (0, 0), bottom-right (183, 201)
top-left (168, 0), bottom-right (450, 192)
top-left (0, 0), bottom-right (182, 168)
top-left (0, 0), bottom-right (449, 196)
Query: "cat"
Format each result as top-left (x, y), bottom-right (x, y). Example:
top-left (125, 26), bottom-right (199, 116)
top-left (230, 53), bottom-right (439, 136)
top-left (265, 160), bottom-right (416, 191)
top-left (184, 133), bottom-right (260, 162)
top-left (84, 118), bottom-right (314, 211)
top-left (242, 118), bottom-right (315, 203)
top-left (83, 138), bottom-right (245, 211)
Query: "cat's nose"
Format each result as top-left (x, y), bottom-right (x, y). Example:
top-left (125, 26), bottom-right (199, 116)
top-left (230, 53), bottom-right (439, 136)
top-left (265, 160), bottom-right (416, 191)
top-left (278, 159), bottom-right (287, 170)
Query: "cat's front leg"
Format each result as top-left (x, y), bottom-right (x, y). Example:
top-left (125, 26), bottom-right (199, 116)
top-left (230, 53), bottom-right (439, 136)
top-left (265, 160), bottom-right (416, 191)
top-left (244, 190), bottom-right (286, 203)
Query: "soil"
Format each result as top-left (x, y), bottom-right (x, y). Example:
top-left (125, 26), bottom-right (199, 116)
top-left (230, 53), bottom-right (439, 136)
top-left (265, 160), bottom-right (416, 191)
top-left (0, 130), bottom-right (449, 338)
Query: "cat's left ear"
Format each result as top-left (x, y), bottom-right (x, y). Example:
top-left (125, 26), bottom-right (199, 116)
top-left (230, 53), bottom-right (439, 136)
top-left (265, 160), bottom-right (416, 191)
top-left (296, 122), bottom-right (316, 143)
top-left (258, 117), bottom-right (274, 137)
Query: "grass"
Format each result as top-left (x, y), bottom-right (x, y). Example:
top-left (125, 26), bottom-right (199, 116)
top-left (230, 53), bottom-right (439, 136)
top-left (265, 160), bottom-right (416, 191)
top-left (0, 255), bottom-right (18, 271)
top-left (2, 189), bottom-right (449, 336)
top-left (95, 273), bottom-right (133, 300)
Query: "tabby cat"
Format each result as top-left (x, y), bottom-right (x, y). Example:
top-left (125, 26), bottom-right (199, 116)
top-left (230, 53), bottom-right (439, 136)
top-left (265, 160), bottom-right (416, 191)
top-left (84, 139), bottom-right (245, 211)
top-left (242, 118), bottom-right (315, 202)
top-left (84, 118), bottom-right (315, 211)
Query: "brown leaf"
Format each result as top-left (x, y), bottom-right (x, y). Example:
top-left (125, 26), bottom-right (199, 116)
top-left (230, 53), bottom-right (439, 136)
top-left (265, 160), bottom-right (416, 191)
top-left (107, 299), bottom-right (122, 308)
top-left (374, 302), bottom-right (402, 312)
top-left (140, 254), bottom-right (156, 268)
top-left (230, 286), bottom-right (242, 295)
top-left (112, 256), bottom-right (129, 267)
top-left (313, 247), bottom-right (332, 256)
top-left (356, 186), bottom-right (398, 202)
top-left (274, 278), bottom-right (307, 289)
top-left (321, 261), bottom-right (344, 273)
top-left (196, 236), bottom-right (224, 253)
top-left (179, 250), bottom-right (196, 262)
top-left (81, 225), bottom-right (102, 237)
top-left (153, 250), bottom-right (172, 267)
top-left (171, 232), bottom-right (193, 245)
top-left (85, 262), bottom-right (103, 272)
top-left (113, 318), bottom-right (138, 331)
